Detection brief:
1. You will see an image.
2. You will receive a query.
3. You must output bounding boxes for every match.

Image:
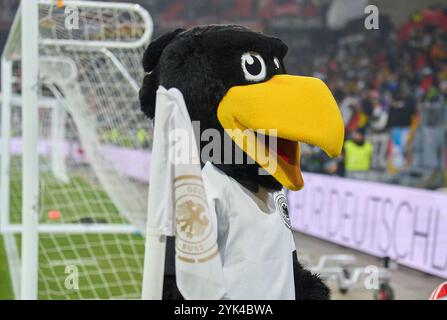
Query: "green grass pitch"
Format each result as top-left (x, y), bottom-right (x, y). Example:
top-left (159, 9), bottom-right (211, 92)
top-left (0, 157), bottom-right (145, 299)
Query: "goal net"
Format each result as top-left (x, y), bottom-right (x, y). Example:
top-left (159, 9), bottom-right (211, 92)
top-left (1, 0), bottom-right (153, 299)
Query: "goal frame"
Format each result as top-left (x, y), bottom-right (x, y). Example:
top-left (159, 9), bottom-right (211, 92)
top-left (0, 0), bottom-right (153, 299)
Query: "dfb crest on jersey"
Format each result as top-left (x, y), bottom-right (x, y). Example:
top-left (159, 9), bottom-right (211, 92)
top-left (174, 175), bottom-right (219, 263)
top-left (275, 193), bottom-right (291, 229)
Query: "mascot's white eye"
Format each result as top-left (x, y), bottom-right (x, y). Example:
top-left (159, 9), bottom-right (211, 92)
top-left (241, 52), bottom-right (266, 82)
top-left (273, 57), bottom-right (281, 70)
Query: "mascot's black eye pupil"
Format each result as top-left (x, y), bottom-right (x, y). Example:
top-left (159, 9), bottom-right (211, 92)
top-left (241, 52), bottom-right (266, 81)
top-left (245, 55), bottom-right (262, 76)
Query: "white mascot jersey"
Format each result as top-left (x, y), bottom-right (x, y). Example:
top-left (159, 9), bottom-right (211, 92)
top-left (202, 162), bottom-right (296, 300)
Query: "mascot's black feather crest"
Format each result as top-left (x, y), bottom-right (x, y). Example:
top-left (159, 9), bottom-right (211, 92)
top-left (140, 28), bottom-right (185, 119)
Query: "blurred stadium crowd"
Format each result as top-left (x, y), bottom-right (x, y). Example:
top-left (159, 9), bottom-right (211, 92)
top-left (301, 7), bottom-right (447, 190)
top-left (0, 0), bottom-right (446, 190)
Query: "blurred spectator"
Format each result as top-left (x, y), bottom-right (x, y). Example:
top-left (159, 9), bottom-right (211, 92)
top-left (369, 91), bottom-right (389, 170)
top-left (387, 90), bottom-right (416, 172)
top-left (420, 86), bottom-right (445, 168)
top-left (343, 128), bottom-right (373, 180)
top-left (137, 128), bottom-right (149, 148)
top-left (300, 145), bottom-right (344, 176)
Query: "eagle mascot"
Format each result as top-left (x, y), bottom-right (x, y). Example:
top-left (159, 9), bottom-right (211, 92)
top-left (139, 25), bottom-right (344, 300)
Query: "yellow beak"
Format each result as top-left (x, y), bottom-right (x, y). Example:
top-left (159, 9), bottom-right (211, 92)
top-left (217, 74), bottom-right (344, 191)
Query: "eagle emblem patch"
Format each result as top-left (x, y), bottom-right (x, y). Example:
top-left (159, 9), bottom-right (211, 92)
top-left (174, 175), bottom-right (219, 263)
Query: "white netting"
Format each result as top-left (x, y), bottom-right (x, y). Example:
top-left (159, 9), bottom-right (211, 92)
top-left (4, 1), bottom-right (153, 299)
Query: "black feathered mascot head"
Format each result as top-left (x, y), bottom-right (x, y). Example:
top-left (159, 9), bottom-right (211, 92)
top-left (140, 25), bottom-right (344, 193)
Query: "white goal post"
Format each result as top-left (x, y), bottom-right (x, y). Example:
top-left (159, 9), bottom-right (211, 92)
top-left (0, 0), bottom-right (154, 299)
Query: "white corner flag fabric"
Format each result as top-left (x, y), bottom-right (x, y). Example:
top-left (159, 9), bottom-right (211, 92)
top-left (145, 86), bottom-right (225, 300)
